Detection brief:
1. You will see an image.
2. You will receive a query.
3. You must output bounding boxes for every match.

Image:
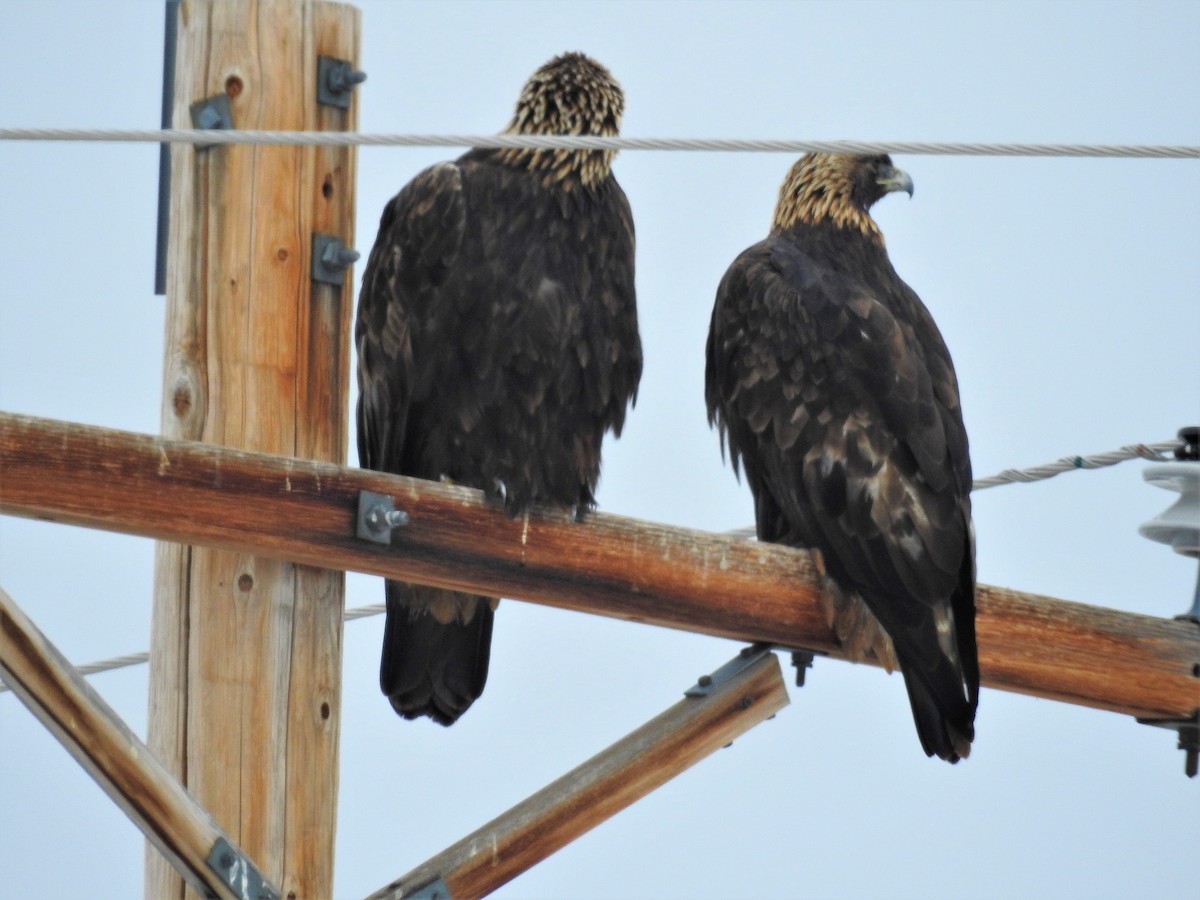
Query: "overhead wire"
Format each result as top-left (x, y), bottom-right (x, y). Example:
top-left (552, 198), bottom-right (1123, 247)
top-left (971, 440), bottom-right (1181, 490)
top-left (0, 127), bottom-right (1198, 158)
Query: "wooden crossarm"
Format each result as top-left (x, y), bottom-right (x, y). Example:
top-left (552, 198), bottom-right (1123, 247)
top-left (1, 410), bottom-right (1197, 722)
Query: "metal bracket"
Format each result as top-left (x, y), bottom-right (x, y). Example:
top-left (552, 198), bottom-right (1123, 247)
top-left (357, 490), bottom-right (410, 544)
top-left (312, 233), bottom-right (360, 286)
top-left (1175, 425), bottom-right (1198, 462)
top-left (154, 0), bottom-right (183, 295)
top-left (1176, 584), bottom-right (1200, 626)
top-left (317, 55), bottom-right (366, 109)
top-left (685, 644), bottom-right (772, 697)
top-left (1137, 710), bottom-right (1200, 778)
top-left (407, 877), bottom-right (450, 900)
top-left (205, 836), bottom-right (278, 900)
top-left (189, 93), bottom-right (233, 149)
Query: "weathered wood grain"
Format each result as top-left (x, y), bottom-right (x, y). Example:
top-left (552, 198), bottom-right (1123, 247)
top-left (3, 410), bottom-right (1198, 724)
top-left (145, 1), bottom-right (358, 897)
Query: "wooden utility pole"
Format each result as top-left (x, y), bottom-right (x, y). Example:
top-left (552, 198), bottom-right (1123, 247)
top-left (147, 2), bottom-right (359, 897)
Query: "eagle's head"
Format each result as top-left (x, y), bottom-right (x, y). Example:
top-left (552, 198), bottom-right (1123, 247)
top-left (772, 153), bottom-right (913, 241)
top-left (500, 52), bottom-right (624, 188)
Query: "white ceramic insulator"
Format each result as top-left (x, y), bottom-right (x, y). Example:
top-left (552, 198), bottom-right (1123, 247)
top-left (1139, 462), bottom-right (1200, 558)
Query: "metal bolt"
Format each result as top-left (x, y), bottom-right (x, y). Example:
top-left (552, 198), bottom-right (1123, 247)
top-left (791, 650), bottom-right (816, 687)
top-left (1180, 723), bottom-right (1200, 778)
top-left (318, 57), bottom-right (367, 109)
top-left (697, 674), bottom-right (712, 687)
top-left (327, 65), bottom-right (367, 94)
top-left (321, 242), bottom-right (360, 270)
top-left (367, 504), bottom-right (409, 532)
top-left (312, 233), bottom-right (359, 285)
top-left (739, 696), bottom-right (754, 709)
top-left (356, 491), bottom-right (411, 544)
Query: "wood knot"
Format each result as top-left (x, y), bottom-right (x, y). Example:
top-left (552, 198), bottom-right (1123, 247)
top-left (172, 384), bottom-right (192, 418)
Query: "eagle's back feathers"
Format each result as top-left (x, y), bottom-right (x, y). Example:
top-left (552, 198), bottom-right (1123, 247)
top-left (357, 151), bottom-right (640, 510)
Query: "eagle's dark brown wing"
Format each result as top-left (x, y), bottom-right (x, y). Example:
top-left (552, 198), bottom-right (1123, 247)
top-left (355, 161), bottom-right (485, 725)
top-left (356, 161), bottom-right (466, 477)
top-left (706, 232), bottom-right (977, 761)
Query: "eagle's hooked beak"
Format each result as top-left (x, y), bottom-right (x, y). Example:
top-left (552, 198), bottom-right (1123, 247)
top-left (877, 165), bottom-right (914, 198)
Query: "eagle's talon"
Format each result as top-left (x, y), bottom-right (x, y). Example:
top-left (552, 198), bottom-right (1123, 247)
top-left (488, 478), bottom-right (508, 505)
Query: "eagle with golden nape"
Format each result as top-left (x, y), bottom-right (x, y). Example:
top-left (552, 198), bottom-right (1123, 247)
top-left (706, 152), bottom-right (979, 762)
top-left (355, 52), bottom-right (642, 726)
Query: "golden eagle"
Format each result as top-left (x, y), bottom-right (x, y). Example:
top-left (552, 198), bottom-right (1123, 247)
top-left (705, 153), bottom-right (978, 761)
top-left (355, 53), bottom-right (642, 725)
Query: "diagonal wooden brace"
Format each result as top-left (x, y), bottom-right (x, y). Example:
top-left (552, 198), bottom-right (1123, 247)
top-left (0, 585), bottom-right (279, 900)
top-left (366, 647), bottom-right (789, 899)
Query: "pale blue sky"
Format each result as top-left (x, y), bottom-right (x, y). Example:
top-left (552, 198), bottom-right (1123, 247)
top-left (1, 2), bottom-right (1197, 898)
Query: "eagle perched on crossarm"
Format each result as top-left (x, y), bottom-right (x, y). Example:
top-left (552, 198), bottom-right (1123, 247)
top-left (356, 53), bottom-right (642, 725)
top-left (705, 153), bottom-right (978, 761)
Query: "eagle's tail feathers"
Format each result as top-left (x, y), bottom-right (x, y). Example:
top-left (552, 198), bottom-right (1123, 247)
top-left (901, 663), bottom-right (974, 763)
top-left (380, 583), bottom-right (494, 726)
